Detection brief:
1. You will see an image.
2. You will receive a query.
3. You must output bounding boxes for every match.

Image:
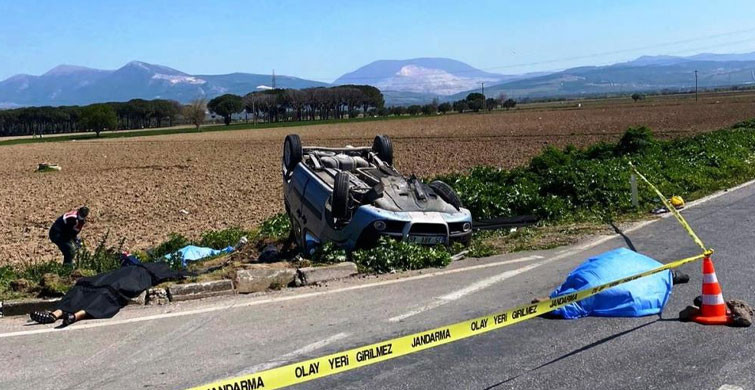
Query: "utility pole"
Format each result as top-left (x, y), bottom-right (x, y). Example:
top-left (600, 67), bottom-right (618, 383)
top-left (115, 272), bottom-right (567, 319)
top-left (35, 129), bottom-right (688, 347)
top-left (272, 69), bottom-right (276, 89)
top-left (480, 82), bottom-right (485, 113)
top-left (694, 70), bottom-right (698, 102)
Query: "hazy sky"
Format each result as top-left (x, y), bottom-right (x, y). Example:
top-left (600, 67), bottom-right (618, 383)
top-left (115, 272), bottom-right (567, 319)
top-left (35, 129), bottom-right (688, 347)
top-left (1, 0), bottom-right (755, 81)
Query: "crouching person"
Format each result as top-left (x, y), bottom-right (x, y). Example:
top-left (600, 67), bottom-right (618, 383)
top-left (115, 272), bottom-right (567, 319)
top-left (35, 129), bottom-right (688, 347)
top-left (49, 206), bottom-right (89, 266)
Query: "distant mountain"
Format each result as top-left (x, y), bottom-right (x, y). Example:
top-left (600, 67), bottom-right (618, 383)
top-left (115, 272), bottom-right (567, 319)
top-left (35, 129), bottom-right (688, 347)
top-left (620, 51), bottom-right (755, 67)
top-left (333, 58), bottom-right (541, 97)
top-left (0, 61), bottom-right (328, 107)
top-left (451, 56), bottom-right (755, 101)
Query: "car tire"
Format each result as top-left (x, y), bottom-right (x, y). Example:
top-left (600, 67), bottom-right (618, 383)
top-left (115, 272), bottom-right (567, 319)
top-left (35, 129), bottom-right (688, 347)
top-left (283, 134), bottom-right (302, 172)
top-left (332, 172), bottom-right (350, 220)
top-left (429, 180), bottom-right (462, 210)
top-left (372, 135), bottom-right (393, 165)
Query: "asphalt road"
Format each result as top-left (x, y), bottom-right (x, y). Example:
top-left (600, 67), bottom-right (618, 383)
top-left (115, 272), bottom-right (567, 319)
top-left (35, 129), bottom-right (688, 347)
top-left (1, 181), bottom-right (753, 390)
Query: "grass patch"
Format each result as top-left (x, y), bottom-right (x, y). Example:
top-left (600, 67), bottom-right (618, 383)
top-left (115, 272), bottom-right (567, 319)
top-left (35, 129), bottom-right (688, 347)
top-left (198, 227), bottom-right (253, 250)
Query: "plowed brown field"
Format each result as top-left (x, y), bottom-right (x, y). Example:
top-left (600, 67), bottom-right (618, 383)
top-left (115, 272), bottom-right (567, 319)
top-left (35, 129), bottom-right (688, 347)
top-left (2, 94), bottom-right (754, 265)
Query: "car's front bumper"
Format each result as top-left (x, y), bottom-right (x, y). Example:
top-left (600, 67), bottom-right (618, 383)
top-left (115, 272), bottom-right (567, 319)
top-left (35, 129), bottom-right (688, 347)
top-left (345, 205), bottom-right (473, 249)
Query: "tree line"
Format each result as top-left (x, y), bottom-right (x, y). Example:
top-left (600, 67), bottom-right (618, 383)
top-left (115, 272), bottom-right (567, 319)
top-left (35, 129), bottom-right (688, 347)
top-left (207, 85), bottom-right (384, 125)
top-left (0, 99), bottom-right (183, 137)
top-left (0, 85), bottom-right (520, 137)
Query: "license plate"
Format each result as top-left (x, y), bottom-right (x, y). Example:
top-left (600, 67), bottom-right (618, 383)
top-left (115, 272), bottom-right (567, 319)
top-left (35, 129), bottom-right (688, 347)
top-left (407, 235), bottom-right (446, 245)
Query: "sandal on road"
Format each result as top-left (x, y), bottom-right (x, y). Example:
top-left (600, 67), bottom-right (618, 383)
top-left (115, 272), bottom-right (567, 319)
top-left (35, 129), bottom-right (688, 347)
top-left (61, 312), bottom-right (77, 326)
top-left (30, 311), bottom-right (57, 324)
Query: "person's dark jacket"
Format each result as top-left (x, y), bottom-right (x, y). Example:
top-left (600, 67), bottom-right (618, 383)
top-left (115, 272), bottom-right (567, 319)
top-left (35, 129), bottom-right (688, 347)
top-left (56, 263), bottom-right (188, 319)
top-left (49, 210), bottom-right (85, 242)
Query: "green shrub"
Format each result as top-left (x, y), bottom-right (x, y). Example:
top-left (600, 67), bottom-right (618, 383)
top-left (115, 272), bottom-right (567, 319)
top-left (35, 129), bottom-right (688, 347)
top-left (312, 241), bottom-right (348, 263)
top-left (615, 126), bottom-right (656, 155)
top-left (198, 227), bottom-right (250, 249)
top-left (150, 233), bottom-right (191, 259)
top-left (439, 125), bottom-right (755, 223)
top-left (351, 237), bottom-right (451, 273)
top-left (75, 231), bottom-right (124, 273)
top-left (259, 213), bottom-right (291, 241)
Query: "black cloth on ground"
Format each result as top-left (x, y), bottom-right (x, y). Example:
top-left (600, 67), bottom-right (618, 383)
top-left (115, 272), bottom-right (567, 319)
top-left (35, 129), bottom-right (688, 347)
top-left (56, 262), bottom-right (187, 319)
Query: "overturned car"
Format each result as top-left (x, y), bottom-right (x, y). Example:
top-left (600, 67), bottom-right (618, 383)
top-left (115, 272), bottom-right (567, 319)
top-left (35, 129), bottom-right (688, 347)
top-left (282, 134), bottom-right (472, 254)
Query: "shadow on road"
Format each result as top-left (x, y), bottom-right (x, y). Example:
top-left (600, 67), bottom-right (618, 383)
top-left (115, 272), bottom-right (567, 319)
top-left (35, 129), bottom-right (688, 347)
top-left (609, 221), bottom-right (637, 252)
top-left (482, 319), bottom-right (659, 389)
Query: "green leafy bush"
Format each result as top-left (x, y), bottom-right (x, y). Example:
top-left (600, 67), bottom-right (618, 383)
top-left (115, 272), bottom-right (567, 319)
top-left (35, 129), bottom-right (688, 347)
top-left (259, 213), bottom-right (291, 241)
top-left (198, 227), bottom-right (250, 249)
top-left (615, 126), bottom-right (656, 155)
top-left (311, 241), bottom-right (348, 263)
top-left (438, 123), bottom-right (755, 222)
top-left (351, 237), bottom-right (452, 273)
top-left (75, 231), bottom-right (124, 273)
top-left (149, 233), bottom-right (190, 259)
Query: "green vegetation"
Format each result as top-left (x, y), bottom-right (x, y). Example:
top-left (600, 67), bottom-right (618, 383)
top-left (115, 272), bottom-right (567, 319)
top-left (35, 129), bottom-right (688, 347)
top-left (75, 231), bottom-right (125, 273)
top-left (438, 124), bottom-right (755, 223)
top-left (350, 237), bottom-right (452, 273)
top-left (80, 103), bottom-right (118, 137)
top-left (208, 94), bottom-right (244, 126)
top-left (198, 227), bottom-right (253, 250)
top-left (259, 213), bottom-right (291, 241)
top-left (149, 233), bottom-right (191, 259)
top-left (0, 233), bottom-right (125, 300)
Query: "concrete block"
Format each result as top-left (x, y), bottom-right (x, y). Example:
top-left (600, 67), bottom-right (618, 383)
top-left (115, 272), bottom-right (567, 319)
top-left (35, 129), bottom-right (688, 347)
top-left (167, 280), bottom-right (234, 302)
top-left (296, 262), bottom-right (358, 286)
top-left (235, 268), bottom-right (297, 294)
top-left (146, 288), bottom-right (169, 305)
top-left (1, 298), bottom-right (61, 317)
top-left (128, 291), bottom-right (147, 305)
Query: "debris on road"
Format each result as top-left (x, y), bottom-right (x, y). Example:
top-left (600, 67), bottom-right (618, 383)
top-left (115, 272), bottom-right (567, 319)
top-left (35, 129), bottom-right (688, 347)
top-left (727, 299), bottom-right (753, 327)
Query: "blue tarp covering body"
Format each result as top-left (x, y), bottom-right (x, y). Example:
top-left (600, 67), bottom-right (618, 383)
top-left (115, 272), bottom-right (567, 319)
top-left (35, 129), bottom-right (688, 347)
top-left (549, 248), bottom-right (673, 319)
top-left (165, 245), bottom-right (234, 266)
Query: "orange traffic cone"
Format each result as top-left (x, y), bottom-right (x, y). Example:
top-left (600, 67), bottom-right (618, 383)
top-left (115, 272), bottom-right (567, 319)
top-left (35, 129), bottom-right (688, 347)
top-left (690, 255), bottom-right (732, 325)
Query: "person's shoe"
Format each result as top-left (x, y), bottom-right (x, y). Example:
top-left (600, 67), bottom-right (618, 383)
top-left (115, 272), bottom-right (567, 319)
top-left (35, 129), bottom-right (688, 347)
top-left (61, 312), bottom-right (77, 326)
top-left (672, 270), bottom-right (690, 284)
top-left (30, 311), bottom-right (57, 324)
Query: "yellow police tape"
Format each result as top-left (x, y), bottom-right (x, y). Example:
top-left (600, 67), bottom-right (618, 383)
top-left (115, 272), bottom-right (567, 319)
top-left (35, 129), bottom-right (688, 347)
top-left (629, 163), bottom-right (709, 254)
top-left (190, 252), bottom-right (705, 390)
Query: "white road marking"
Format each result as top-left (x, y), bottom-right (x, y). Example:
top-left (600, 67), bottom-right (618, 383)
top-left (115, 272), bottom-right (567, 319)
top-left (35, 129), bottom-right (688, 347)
top-left (3, 177), bottom-right (752, 339)
top-left (389, 260), bottom-right (546, 322)
top-left (387, 242), bottom-right (615, 322)
top-left (718, 385), bottom-right (744, 390)
top-left (233, 332), bottom-right (349, 376)
top-left (0, 254), bottom-right (545, 339)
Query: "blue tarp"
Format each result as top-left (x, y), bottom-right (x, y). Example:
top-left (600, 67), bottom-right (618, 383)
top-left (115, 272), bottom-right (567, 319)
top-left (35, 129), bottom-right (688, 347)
top-left (165, 245), bottom-right (234, 266)
top-left (549, 248), bottom-right (673, 319)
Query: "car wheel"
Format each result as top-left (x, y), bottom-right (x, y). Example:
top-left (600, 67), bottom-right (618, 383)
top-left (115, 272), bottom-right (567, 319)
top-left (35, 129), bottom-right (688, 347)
top-left (429, 180), bottom-right (462, 210)
top-left (332, 172), bottom-right (350, 220)
top-left (283, 134), bottom-right (302, 172)
top-left (372, 135), bottom-right (393, 165)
